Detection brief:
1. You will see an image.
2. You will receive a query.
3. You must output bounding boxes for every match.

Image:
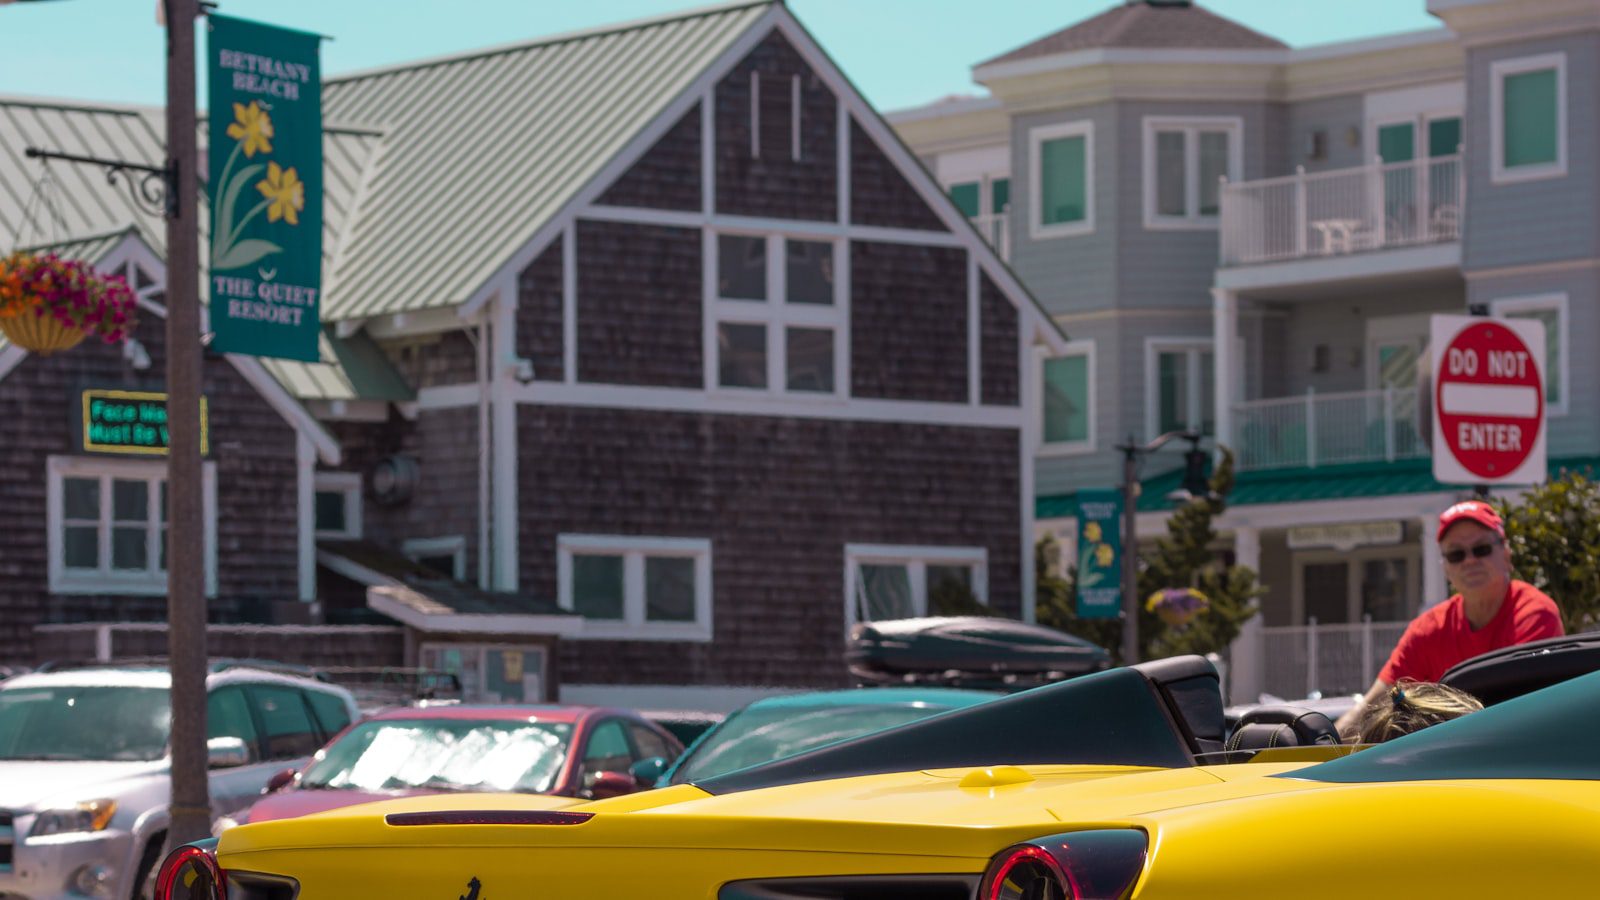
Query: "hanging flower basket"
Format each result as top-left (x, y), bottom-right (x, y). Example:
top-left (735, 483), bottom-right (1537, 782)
top-left (1146, 587), bottom-right (1210, 629)
top-left (0, 252), bottom-right (137, 355)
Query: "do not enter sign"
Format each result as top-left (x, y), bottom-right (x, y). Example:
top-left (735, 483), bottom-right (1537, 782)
top-left (1431, 315), bottom-right (1546, 485)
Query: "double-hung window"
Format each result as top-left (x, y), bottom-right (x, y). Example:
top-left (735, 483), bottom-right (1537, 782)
top-left (1143, 117), bottom-right (1241, 228)
top-left (1040, 340), bottom-right (1095, 455)
top-left (47, 455), bottom-right (216, 595)
top-left (845, 544), bottom-right (989, 626)
top-left (712, 233), bottom-right (844, 396)
top-left (557, 535), bottom-right (713, 641)
top-left (1146, 339), bottom-right (1215, 438)
top-left (1029, 121), bottom-right (1093, 239)
top-left (1491, 53), bottom-right (1566, 183)
top-left (1491, 293), bottom-right (1567, 416)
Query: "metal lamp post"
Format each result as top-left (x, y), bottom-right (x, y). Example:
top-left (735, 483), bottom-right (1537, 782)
top-left (1115, 431), bottom-right (1211, 665)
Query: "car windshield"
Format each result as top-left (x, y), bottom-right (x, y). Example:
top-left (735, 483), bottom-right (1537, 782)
top-left (299, 718), bottom-right (574, 794)
top-left (672, 704), bottom-right (956, 784)
top-left (0, 685), bottom-right (171, 761)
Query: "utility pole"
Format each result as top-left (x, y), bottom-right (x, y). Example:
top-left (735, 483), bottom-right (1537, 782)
top-left (164, 0), bottom-right (211, 848)
top-left (1116, 431), bottom-right (1210, 666)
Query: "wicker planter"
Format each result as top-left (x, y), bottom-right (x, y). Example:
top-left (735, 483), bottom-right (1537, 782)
top-left (0, 311), bottom-right (87, 355)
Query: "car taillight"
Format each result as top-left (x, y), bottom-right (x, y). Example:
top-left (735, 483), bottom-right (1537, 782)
top-left (154, 840), bottom-right (227, 900)
top-left (979, 829), bottom-right (1147, 900)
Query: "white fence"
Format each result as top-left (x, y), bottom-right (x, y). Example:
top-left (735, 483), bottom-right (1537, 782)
top-left (1232, 387), bottom-right (1428, 471)
top-left (1261, 618), bottom-right (1411, 699)
top-left (1220, 155), bottom-right (1463, 266)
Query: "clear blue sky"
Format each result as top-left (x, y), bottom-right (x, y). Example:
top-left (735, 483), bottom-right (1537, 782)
top-left (2, 1), bottom-right (1440, 112)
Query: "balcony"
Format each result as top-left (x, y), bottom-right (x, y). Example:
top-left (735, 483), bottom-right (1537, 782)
top-left (1232, 387), bottom-right (1428, 471)
top-left (969, 209), bottom-right (1010, 261)
top-left (1219, 155), bottom-right (1463, 267)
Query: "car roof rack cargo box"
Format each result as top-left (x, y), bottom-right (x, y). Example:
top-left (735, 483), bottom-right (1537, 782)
top-left (846, 616), bottom-right (1111, 691)
top-left (1441, 633), bottom-right (1600, 706)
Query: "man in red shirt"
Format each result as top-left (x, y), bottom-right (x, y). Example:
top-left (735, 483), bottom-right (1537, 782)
top-left (1334, 499), bottom-right (1564, 739)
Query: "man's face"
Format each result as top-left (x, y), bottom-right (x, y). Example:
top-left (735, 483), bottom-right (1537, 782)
top-left (1440, 520), bottom-right (1511, 593)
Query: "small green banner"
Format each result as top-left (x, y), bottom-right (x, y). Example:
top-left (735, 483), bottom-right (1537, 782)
top-left (207, 14), bottom-right (322, 362)
top-left (77, 389), bottom-right (209, 456)
top-left (1075, 488), bottom-right (1122, 619)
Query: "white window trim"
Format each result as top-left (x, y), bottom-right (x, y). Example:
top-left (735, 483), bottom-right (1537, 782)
top-left (707, 230), bottom-right (847, 400)
top-left (313, 472), bottom-right (362, 539)
top-left (1490, 52), bottom-right (1567, 185)
top-left (1141, 116), bottom-right (1243, 230)
top-left (556, 534), bottom-right (713, 642)
top-left (1365, 111), bottom-right (1463, 163)
top-left (1028, 120), bottom-right (1094, 240)
top-left (1038, 339), bottom-right (1096, 457)
top-left (404, 535), bottom-right (468, 581)
top-left (842, 543), bottom-right (989, 631)
top-left (47, 455), bottom-right (217, 596)
top-left (1144, 337), bottom-right (1215, 440)
top-left (1490, 292), bottom-right (1568, 417)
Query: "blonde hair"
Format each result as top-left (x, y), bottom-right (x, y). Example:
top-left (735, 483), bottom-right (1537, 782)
top-left (1358, 679), bottom-right (1483, 743)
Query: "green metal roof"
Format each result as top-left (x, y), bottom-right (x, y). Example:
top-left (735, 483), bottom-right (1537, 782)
top-left (258, 327), bottom-right (415, 403)
top-left (318, 0), bottom-right (773, 321)
top-left (1037, 455), bottom-right (1600, 519)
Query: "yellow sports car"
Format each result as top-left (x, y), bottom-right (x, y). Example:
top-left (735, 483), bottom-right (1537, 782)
top-left (158, 655), bottom-right (1599, 900)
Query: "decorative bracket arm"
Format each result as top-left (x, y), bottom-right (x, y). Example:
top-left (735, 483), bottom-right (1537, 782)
top-left (24, 147), bottom-right (177, 219)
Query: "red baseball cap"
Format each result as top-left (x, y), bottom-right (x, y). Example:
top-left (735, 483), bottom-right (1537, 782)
top-left (1436, 500), bottom-right (1505, 543)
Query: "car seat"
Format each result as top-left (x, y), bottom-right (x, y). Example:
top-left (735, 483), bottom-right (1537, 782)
top-left (1225, 705), bottom-right (1341, 752)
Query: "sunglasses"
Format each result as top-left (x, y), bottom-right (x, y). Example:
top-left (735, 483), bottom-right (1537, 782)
top-left (1443, 541), bottom-right (1499, 564)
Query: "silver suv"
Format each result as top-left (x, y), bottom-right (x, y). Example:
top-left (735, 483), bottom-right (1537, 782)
top-left (0, 663), bottom-right (359, 900)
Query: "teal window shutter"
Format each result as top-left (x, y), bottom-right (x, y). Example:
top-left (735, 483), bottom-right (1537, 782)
top-left (1377, 123), bottom-right (1415, 163)
top-left (948, 181), bottom-right (980, 218)
top-left (1428, 117), bottom-right (1461, 157)
top-left (1503, 68), bottom-right (1558, 167)
top-left (991, 178), bottom-right (1010, 213)
top-left (1043, 355), bottom-right (1089, 443)
top-left (1040, 135), bottom-right (1087, 226)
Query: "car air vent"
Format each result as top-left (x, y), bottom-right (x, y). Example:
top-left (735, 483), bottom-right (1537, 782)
top-left (719, 874), bottom-right (979, 899)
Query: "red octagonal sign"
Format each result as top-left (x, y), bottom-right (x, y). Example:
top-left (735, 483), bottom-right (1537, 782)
top-left (1431, 315), bottom-right (1546, 484)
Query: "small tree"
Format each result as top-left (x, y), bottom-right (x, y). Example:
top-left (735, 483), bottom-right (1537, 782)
top-left (1493, 469), bottom-right (1600, 634)
top-left (1036, 447), bottom-right (1264, 664)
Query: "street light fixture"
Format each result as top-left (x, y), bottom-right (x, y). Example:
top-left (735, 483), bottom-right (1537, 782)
top-left (1115, 430), bottom-right (1212, 665)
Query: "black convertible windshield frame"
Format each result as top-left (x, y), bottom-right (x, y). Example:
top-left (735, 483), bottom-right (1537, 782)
top-left (1294, 668), bottom-right (1600, 784)
top-left (697, 661), bottom-right (1206, 796)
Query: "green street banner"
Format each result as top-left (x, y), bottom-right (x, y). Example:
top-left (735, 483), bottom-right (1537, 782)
top-left (1075, 488), bottom-right (1122, 619)
top-left (207, 14), bottom-right (321, 362)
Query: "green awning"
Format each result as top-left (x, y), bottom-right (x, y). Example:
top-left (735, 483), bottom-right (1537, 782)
top-left (1037, 455), bottom-right (1600, 519)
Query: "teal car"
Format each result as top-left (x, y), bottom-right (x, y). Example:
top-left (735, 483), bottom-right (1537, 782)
top-left (648, 686), bottom-right (999, 787)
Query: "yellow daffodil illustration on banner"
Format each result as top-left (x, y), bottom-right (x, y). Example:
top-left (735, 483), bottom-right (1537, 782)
top-left (257, 162), bottom-right (304, 225)
top-left (225, 101), bottom-right (273, 157)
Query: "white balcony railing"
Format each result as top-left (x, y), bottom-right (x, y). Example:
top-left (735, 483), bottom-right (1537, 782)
top-left (1220, 155), bottom-right (1463, 266)
top-left (1232, 387), bottom-right (1428, 471)
top-left (970, 209), bottom-right (1010, 261)
top-left (1260, 619), bottom-right (1411, 698)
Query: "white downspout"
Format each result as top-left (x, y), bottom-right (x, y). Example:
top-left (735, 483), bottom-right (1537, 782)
top-left (477, 313), bottom-right (492, 590)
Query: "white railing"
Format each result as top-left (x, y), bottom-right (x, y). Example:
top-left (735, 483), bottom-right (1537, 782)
top-left (970, 208), bottom-right (1010, 261)
top-left (1220, 154), bottom-right (1463, 266)
top-left (1232, 387), bottom-right (1427, 471)
top-left (1260, 618), bottom-right (1410, 699)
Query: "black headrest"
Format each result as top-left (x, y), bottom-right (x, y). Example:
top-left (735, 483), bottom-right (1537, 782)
top-left (1225, 705), bottom-right (1340, 752)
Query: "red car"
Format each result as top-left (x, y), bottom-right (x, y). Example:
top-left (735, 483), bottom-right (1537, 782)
top-left (228, 703), bottom-right (683, 826)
